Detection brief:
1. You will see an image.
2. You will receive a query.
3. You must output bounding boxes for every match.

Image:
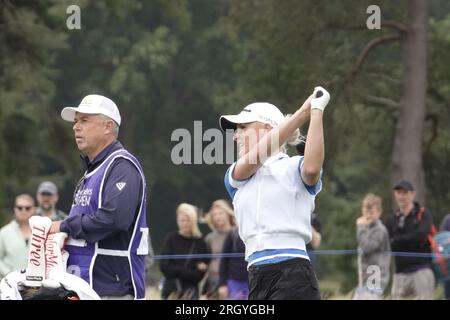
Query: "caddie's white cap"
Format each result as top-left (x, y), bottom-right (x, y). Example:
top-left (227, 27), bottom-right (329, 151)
top-left (219, 102), bottom-right (284, 131)
top-left (61, 94), bottom-right (121, 126)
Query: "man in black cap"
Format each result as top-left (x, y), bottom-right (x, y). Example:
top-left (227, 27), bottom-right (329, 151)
top-left (385, 180), bottom-right (436, 299)
top-left (36, 181), bottom-right (67, 221)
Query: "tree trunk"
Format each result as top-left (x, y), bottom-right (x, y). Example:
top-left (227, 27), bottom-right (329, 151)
top-left (392, 0), bottom-right (428, 204)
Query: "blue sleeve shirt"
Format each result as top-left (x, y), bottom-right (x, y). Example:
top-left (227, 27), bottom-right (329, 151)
top-left (224, 155), bottom-right (322, 200)
top-left (61, 158), bottom-right (142, 243)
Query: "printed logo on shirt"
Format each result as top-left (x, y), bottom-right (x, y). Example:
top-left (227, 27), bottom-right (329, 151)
top-left (73, 187), bottom-right (92, 207)
top-left (116, 182), bottom-right (126, 191)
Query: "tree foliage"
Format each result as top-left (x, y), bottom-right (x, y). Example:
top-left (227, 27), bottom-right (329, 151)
top-left (1, 0), bottom-right (450, 293)
top-left (224, 0), bottom-right (450, 291)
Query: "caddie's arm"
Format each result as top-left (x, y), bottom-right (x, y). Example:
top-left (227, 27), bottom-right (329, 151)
top-left (49, 221), bottom-right (62, 234)
top-left (53, 159), bottom-right (142, 243)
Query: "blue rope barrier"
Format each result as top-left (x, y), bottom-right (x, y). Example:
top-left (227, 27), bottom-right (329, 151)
top-left (151, 250), bottom-right (450, 260)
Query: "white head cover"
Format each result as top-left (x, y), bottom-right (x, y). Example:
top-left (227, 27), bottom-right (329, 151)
top-left (45, 232), bottom-right (69, 278)
top-left (25, 216), bottom-right (52, 287)
top-left (0, 270), bottom-right (100, 300)
top-left (46, 269), bottom-right (100, 300)
top-left (0, 216), bottom-right (100, 300)
top-left (219, 102), bottom-right (285, 131)
top-left (0, 271), bottom-right (25, 300)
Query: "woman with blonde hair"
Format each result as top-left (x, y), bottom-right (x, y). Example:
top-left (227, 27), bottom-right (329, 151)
top-left (159, 203), bottom-right (209, 299)
top-left (202, 199), bottom-right (236, 298)
top-left (219, 87), bottom-right (330, 299)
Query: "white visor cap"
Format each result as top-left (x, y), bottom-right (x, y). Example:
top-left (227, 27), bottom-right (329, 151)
top-left (61, 94), bottom-right (121, 126)
top-left (219, 102), bottom-right (284, 131)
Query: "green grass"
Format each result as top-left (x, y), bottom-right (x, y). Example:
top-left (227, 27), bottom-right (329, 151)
top-left (144, 280), bottom-right (448, 300)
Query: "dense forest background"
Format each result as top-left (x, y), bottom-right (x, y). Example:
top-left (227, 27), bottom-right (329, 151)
top-left (1, 0), bottom-right (449, 294)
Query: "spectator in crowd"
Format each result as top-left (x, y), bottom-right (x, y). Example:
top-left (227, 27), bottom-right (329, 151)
top-left (353, 193), bottom-right (390, 300)
top-left (386, 180), bottom-right (436, 300)
top-left (439, 213), bottom-right (450, 299)
top-left (218, 227), bottom-right (248, 300)
top-left (202, 199), bottom-right (236, 299)
top-left (36, 181), bottom-right (67, 221)
top-left (160, 203), bottom-right (210, 300)
top-left (306, 213), bottom-right (322, 267)
top-left (0, 194), bottom-right (36, 278)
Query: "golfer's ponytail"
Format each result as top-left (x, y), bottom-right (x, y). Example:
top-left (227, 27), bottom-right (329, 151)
top-left (284, 114), bottom-right (302, 148)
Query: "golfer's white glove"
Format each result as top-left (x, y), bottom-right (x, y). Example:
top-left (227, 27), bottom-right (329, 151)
top-left (311, 86), bottom-right (330, 111)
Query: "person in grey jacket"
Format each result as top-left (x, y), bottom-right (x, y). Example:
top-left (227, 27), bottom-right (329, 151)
top-left (353, 193), bottom-right (391, 300)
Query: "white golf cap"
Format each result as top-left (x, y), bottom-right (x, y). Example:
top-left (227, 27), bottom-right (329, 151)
top-left (61, 94), bottom-right (121, 126)
top-left (219, 102), bottom-right (285, 131)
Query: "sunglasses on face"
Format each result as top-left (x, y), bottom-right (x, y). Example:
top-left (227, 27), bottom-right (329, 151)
top-left (15, 205), bottom-right (33, 211)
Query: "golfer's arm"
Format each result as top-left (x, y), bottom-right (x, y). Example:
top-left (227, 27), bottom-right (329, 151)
top-left (233, 107), bottom-right (310, 180)
top-left (301, 110), bottom-right (324, 185)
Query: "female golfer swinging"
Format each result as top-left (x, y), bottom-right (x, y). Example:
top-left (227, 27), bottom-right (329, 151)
top-left (219, 86), bottom-right (330, 300)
